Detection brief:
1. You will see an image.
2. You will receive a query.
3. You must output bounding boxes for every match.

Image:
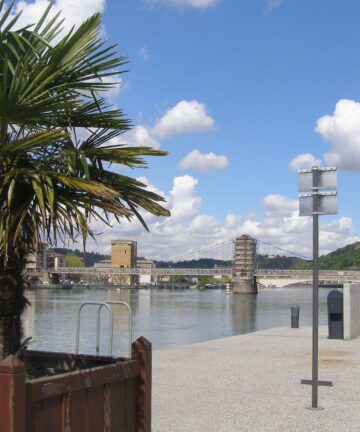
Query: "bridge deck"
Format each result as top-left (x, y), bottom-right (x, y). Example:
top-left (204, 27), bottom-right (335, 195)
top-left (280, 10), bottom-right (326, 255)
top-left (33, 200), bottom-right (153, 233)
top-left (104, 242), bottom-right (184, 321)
top-left (26, 267), bottom-right (360, 282)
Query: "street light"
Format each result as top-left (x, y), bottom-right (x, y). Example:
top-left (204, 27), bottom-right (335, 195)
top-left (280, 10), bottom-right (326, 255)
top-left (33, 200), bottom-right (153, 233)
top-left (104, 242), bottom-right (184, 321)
top-left (298, 166), bottom-right (337, 410)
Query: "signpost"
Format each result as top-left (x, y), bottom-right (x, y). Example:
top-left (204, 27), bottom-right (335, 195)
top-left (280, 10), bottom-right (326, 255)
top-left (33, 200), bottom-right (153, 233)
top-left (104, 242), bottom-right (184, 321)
top-left (298, 166), bottom-right (337, 410)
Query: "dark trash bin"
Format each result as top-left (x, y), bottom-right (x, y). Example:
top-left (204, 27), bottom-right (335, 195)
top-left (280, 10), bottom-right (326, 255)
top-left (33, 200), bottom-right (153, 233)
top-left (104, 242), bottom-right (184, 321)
top-left (291, 305), bottom-right (300, 328)
top-left (327, 290), bottom-right (343, 339)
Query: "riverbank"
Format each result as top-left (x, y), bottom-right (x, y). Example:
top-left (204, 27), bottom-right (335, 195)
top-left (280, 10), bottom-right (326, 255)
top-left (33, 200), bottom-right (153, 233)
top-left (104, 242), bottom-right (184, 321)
top-left (152, 326), bottom-right (360, 431)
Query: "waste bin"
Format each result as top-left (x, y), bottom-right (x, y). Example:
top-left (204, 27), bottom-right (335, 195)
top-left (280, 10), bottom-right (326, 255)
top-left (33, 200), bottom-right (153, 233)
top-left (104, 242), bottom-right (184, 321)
top-left (327, 290), bottom-right (343, 339)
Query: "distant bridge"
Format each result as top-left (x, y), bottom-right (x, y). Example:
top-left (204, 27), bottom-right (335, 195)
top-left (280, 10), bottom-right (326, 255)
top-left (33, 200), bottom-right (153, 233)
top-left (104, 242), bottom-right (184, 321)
top-left (26, 236), bottom-right (360, 289)
top-left (27, 266), bottom-right (233, 277)
top-left (255, 269), bottom-right (360, 288)
top-left (27, 267), bottom-right (360, 287)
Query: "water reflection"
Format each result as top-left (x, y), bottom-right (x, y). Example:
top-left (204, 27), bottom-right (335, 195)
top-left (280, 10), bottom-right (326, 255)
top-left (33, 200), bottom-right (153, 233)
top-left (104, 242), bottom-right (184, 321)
top-left (22, 286), bottom-right (336, 356)
top-left (232, 294), bottom-right (257, 334)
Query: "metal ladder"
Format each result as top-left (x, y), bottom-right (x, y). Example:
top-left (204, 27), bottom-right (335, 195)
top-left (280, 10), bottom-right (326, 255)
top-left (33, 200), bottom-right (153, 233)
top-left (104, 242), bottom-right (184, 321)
top-left (75, 301), bottom-right (132, 358)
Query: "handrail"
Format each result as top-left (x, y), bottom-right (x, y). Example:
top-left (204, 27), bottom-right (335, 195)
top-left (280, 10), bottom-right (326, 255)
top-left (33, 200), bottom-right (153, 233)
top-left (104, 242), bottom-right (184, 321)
top-left (75, 301), bottom-right (132, 357)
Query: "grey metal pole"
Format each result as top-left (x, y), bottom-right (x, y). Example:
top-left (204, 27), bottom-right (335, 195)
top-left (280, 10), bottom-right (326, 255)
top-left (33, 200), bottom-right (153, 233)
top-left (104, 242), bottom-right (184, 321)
top-left (312, 166), bottom-right (319, 409)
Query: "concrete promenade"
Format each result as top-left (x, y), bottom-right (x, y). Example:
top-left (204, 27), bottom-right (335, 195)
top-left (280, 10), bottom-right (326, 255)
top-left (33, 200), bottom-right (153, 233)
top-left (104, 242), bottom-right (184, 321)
top-left (152, 326), bottom-right (360, 432)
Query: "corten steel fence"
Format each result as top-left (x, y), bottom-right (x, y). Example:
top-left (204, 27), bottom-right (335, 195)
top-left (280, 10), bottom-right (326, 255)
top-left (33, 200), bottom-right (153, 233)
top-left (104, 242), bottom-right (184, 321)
top-left (0, 337), bottom-right (151, 432)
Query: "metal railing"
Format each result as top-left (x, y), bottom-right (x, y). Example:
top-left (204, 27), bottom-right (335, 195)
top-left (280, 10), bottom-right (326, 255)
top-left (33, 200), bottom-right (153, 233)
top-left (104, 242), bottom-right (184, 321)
top-left (27, 266), bottom-right (360, 281)
top-left (28, 266), bottom-right (234, 276)
top-left (75, 301), bottom-right (132, 357)
top-left (255, 269), bottom-right (360, 280)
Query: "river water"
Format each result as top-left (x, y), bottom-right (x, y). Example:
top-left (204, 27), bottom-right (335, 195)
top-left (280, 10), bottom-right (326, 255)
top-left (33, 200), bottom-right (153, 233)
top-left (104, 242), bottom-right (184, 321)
top-left (23, 286), bottom-right (336, 357)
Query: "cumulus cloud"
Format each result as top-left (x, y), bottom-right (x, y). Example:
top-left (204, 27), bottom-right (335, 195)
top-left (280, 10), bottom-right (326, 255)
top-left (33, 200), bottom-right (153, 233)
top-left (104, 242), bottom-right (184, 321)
top-left (121, 100), bottom-right (215, 149)
top-left (288, 153), bottom-right (322, 171)
top-left (315, 99), bottom-right (360, 171)
top-left (121, 125), bottom-right (160, 149)
top-left (11, 0), bottom-right (105, 33)
top-left (168, 175), bottom-right (202, 222)
top-left (152, 100), bottom-right (215, 140)
top-left (83, 176), bottom-right (357, 260)
top-left (144, 0), bottom-right (219, 9)
top-left (262, 194), bottom-right (298, 218)
top-left (179, 149), bottom-right (229, 172)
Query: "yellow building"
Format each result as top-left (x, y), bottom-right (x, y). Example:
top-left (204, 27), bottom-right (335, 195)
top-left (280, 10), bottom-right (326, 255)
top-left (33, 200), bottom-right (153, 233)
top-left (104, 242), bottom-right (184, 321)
top-left (111, 240), bottom-right (137, 285)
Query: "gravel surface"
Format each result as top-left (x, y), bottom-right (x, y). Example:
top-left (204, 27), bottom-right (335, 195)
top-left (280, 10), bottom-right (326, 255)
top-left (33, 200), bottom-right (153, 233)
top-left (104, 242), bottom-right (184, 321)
top-left (152, 326), bottom-right (360, 432)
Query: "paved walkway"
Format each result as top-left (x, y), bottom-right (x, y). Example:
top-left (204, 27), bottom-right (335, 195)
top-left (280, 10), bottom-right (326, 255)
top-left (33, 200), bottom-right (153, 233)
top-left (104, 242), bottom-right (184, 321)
top-left (152, 326), bottom-right (360, 432)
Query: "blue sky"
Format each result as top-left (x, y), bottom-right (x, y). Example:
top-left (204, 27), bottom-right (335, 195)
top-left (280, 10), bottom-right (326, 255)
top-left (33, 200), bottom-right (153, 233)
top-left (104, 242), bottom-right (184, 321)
top-left (11, 0), bottom-right (360, 259)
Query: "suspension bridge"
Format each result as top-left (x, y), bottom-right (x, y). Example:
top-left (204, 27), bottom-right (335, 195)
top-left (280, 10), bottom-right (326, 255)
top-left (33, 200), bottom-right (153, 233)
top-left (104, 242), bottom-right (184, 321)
top-left (26, 235), bottom-right (360, 291)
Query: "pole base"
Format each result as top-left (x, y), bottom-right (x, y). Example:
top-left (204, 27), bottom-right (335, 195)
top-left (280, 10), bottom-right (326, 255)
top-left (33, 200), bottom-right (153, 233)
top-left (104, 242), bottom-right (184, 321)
top-left (306, 406), bottom-right (324, 411)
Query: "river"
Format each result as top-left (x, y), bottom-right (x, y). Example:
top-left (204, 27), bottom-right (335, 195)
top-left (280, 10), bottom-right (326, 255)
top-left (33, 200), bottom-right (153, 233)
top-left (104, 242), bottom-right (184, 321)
top-left (23, 286), bottom-right (336, 357)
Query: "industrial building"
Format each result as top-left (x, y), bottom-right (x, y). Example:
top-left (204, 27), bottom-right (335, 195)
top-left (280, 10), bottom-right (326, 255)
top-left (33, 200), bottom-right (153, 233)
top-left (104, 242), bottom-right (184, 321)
top-left (111, 240), bottom-right (137, 285)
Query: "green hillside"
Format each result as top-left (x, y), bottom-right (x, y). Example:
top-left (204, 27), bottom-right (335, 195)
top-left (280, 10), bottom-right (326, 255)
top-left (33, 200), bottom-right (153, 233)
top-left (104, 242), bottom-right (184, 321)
top-left (258, 255), bottom-right (311, 270)
top-left (260, 242), bottom-right (360, 270)
top-left (318, 242), bottom-right (360, 270)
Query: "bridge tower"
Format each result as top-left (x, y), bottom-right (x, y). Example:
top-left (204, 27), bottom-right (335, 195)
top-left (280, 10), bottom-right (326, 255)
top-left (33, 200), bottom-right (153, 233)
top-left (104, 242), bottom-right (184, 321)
top-left (233, 234), bottom-right (258, 294)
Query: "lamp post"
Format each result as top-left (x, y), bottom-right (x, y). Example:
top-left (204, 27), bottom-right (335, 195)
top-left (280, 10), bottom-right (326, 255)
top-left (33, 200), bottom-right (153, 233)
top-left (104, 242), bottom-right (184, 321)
top-left (298, 166), bottom-right (337, 410)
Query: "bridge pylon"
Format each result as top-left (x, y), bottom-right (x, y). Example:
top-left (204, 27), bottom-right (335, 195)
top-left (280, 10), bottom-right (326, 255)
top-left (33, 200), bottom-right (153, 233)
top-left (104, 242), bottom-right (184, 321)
top-left (233, 235), bottom-right (257, 294)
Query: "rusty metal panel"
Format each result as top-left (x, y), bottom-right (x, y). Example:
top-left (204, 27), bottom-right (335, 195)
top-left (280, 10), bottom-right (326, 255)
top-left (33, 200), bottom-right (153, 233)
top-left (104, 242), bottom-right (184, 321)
top-left (109, 377), bottom-right (137, 432)
top-left (0, 355), bottom-right (26, 432)
top-left (39, 397), bottom-right (62, 432)
top-left (0, 337), bottom-right (152, 432)
top-left (26, 400), bottom-right (42, 432)
top-left (69, 391), bottom-right (89, 431)
top-left (86, 386), bottom-right (104, 431)
top-left (133, 337), bottom-right (152, 432)
top-left (26, 360), bottom-right (139, 402)
top-left (61, 394), bottom-right (71, 432)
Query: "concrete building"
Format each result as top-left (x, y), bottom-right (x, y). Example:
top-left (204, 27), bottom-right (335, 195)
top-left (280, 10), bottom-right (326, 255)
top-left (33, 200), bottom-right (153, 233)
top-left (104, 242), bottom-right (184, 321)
top-left (26, 242), bottom-right (48, 270)
top-left (94, 259), bottom-right (112, 268)
top-left (26, 243), bottom-right (64, 285)
top-left (47, 250), bottom-right (65, 269)
top-left (137, 259), bottom-right (156, 285)
top-left (111, 240), bottom-right (137, 285)
top-left (26, 243), bottom-right (65, 271)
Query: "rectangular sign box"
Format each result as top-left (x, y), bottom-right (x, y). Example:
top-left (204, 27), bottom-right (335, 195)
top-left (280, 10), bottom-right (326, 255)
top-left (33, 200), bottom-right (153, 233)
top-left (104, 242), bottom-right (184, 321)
top-left (299, 167), bottom-right (337, 192)
top-left (299, 192), bottom-right (337, 216)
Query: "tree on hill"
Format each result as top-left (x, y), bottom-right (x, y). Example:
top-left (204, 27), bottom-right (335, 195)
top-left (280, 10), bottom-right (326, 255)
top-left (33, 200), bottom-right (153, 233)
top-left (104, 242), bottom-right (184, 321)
top-left (318, 242), bottom-right (360, 270)
top-left (64, 253), bottom-right (84, 268)
top-left (53, 248), bottom-right (109, 267)
top-left (0, 4), bottom-right (169, 358)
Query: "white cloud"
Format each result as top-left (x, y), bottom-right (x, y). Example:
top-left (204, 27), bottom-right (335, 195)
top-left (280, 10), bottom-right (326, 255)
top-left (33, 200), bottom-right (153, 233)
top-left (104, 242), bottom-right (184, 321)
top-left (145, 0), bottom-right (219, 9)
top-left (179, 149), bottom-right (229, 171)
top-left (262, 194), bottom-right (298, 218)
top-left (264, 0), bottom-right (284, 14)
top-left (83, 177), bottom-right (357, 260)
top-left (315, 99), bottom-right (360, 171)
top-left (168, 175), bottom-right (202, 222)
top-left (120, 100), bottom-right (215, 149)
top-left (121, 125), bottom-right (160, 149)
top-left (152, 100), bottom-right (215, 140)
top-left (288, 153), bottom-right (322, 171)
top-left (139, 46), bottom-right (149, 61)
top-left (11, 0), bottom-right (105, 33)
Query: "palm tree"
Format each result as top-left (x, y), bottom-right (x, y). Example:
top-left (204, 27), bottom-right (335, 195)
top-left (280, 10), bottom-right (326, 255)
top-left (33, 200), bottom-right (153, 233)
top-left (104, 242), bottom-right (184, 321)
top-left (0, 2), bottom-right (170, 358)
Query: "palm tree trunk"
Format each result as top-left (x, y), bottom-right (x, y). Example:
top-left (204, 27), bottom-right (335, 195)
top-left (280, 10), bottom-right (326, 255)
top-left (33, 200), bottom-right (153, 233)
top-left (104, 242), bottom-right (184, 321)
top-left (0, 316), bottom-right (22, 358)
top-left (0, 242), bottom-right (28, 359)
